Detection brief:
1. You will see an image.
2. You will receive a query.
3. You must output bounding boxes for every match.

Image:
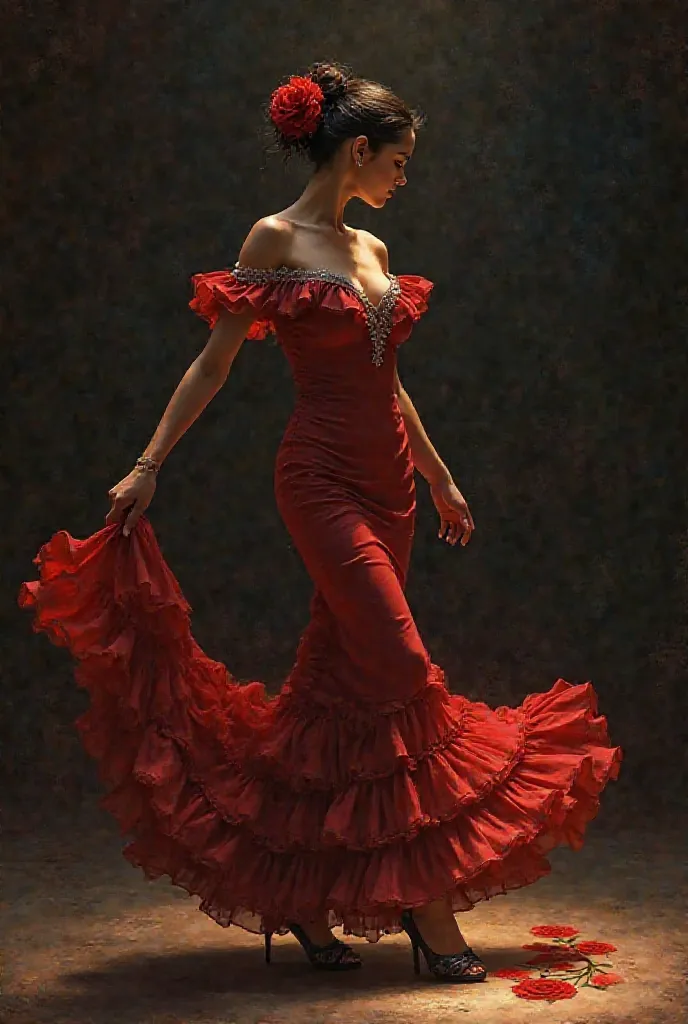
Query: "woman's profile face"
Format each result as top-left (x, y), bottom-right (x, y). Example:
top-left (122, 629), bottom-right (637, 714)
top-left (352, 128), bottom-right (416, 209)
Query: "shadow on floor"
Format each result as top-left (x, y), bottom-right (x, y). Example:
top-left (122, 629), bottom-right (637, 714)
top-left (2, 801), bottom-right (686, 1024)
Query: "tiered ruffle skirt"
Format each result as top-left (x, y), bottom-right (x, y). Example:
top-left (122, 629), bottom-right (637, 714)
top-left (19, 517), bottom-right (622, 942)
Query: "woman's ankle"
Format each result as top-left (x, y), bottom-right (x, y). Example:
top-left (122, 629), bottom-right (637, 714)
top-left (291, 914), bottom-right (334, 945)
top-left (413, 896), bottom-right (452, 920)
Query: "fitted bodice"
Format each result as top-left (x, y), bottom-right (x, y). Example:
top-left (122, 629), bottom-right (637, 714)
top-left (231, 263), bottom-right (403, 372)
top-left (190, 263), bottom-right (433, 403)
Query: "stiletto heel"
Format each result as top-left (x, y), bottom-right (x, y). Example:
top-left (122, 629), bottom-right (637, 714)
top-left (411, 934), bottom-right (421, 975)
top-left (280, 921), bottom-right (362, 971)
top-left (264, 930), bottom-right (272, 964)
top-left (400, 909), bottom-right (487, 983)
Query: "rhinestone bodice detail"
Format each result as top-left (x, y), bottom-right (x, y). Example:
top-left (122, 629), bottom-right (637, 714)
top-left (232, 262), bottom-right (402, 367)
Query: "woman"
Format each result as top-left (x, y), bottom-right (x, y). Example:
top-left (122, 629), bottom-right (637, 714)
top-left (19, 61), bottom-right (622, 985)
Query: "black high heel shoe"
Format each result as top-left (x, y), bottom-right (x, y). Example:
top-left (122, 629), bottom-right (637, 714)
top-left (264, 922), bottom-right (362, 971)
top-left (399, 909), bottom-right (487, 983)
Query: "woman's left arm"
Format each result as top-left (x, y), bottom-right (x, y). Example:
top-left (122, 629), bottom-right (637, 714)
top-left (394, 366), bottom-right (475, 547)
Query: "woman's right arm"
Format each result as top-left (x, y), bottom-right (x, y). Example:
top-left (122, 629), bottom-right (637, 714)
top-left (106, 216), bottom-right (291, 535)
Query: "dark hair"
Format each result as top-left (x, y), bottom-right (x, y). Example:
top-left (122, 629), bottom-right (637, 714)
top-left (265, 61), bottom-right (426, 170)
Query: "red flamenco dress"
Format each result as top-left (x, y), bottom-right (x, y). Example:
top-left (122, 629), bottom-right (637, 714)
top-left (18, 262), bottom-right (623, 942)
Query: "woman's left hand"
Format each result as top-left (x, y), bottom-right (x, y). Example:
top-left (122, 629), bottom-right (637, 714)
top-left (429, 476), bottom-right (475, 546)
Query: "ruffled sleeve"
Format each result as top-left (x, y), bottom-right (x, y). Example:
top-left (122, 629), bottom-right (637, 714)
top-left (395, 275), bottom-right (434, 324)
top-left (189, 269), bottom-right (277, 340)
top-left (389, 275), bottom-right (434, 349)
top-left (189, 266), bottom-right (436, 342)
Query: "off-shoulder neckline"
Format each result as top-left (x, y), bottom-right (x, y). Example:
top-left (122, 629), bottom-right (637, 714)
top-left (232, 261), bottom-right (398, 313)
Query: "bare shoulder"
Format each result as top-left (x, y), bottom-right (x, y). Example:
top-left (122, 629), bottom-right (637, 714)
top-left (237, 215), bottom-right (295, 269)
top-left (357, 228), bottom-right (389, 273)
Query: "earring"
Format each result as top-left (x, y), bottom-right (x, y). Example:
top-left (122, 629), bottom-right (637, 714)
top-left (356, 156), bottom-right (363, 167)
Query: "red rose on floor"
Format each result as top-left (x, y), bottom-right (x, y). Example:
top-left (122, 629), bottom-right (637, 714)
top-left (526, 952), bottom-right (584, 966)
top-left (591, 972), bottom-right (625, 987)
top-left (576, 940), bottom-right (618, 956)
top-left (512, 978), bottom-right (578, 1001)
top-left (493, 967), bottom-right (533, 980)
top-left (546, 961), bottom-right (579, 971)
top-left (531, 925), bottom-right (581, 939)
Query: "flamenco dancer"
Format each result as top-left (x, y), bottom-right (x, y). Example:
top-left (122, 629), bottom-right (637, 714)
top-left (19, 62), bottom-right (622, 984)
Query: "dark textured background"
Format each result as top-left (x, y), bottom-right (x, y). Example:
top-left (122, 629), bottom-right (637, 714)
top-left (2, 0), bottom-right (686, 822)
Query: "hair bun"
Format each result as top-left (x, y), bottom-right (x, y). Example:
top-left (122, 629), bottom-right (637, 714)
top-left (264, 62), bottom-right (423, 169)
top-left (308, 61), bottom-right (350, 103)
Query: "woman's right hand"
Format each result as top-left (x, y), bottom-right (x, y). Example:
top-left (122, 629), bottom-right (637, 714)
top-left (105, 468), bottom-right (157, 536)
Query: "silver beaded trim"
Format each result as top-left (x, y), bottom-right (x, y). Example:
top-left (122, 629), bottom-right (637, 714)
top-left (233, 262), bottom-right (401, 367)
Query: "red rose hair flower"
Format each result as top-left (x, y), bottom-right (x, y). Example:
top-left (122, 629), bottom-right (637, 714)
top-left (269, 75), bottom-right (324, 140)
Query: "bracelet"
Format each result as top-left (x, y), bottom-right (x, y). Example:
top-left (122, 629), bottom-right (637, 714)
top-left (134, 455), bottom-right (161, 475)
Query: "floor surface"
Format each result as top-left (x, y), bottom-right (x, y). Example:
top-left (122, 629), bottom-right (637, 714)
top-left (2, 802), bottom-right (686, 1024)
